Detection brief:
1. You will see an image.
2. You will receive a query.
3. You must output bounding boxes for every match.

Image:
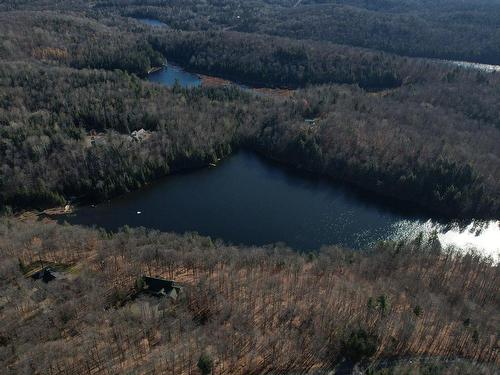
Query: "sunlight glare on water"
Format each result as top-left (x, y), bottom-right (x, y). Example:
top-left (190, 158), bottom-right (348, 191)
top-left (64, 152), bottom-right (500, 259)
top-left (390, 220), bottom-right (500, 261)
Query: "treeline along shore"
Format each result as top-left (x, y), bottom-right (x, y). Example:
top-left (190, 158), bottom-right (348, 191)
top-left (0, 7), bottom-right (500, 219)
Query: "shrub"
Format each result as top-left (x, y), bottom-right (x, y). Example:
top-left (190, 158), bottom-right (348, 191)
top-left (413, 305), bottom-right (423, 317)
top-left (197, 353), bottom-right (213, 375)
top-left (341, 328), bottom-right (378, 363)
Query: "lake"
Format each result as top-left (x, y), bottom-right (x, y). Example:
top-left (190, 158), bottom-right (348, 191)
top-left (437, 59), bottom-right (500, 73)
top-left (84, 52), bottom-right (500, 258)
top-left (63, 152), bottom-right (499, 258)
top-left (450, 61), bottom-right (500, 73)
top-left (147, 64), bottom-right (278, 96)
top-left (148, 64), bottom-right (202, 88)
top-left (134, 17), bottom-right (168, 28)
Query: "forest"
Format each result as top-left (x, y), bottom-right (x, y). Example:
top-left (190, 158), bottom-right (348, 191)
top-left (150, 31), bottom-right (405, 90)
top-left (1, 7), bottom-right (500, 217)
top-left (1, 58), bottom-right (500, 217)
top-left (0, 1), bottom-right (499, 374)
top-left (0, 11), bottom-right (164, 76)
top-left (96, 0), bottom-right (500, 64)
top-left (2, 0), bottom-right (500, 64)
top-left (0, 219), bottom-right (498, 374)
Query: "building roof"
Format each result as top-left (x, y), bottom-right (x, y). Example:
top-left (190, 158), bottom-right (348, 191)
top-left (31, 267), bottom-right (59, 283)
top-left (142, 276), bottom-right (181, 298)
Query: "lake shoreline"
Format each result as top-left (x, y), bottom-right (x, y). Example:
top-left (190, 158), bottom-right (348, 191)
top-left (56, 150), bottom-right (499, 256)
top-left (250, 148), bottom-right (499, 222)
top-left (38, 147), bottom-right (497, 223)
top-left (159, 58), bottom-right (298, 90)
top-left (143, 65), bottom-right (498, 220)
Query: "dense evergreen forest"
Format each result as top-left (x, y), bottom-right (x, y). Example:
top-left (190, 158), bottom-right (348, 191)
top-left (1, 220), bottom-right (498, 374)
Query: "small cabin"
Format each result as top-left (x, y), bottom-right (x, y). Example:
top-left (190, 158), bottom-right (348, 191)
top-left (22, 261), bottom-right (70, 283)
top-left (30, 267), bottom-right (59, 283)
top-left (141, 276), bottom-right (181, 299)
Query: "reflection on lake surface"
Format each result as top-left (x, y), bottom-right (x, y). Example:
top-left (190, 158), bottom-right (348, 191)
top-left (148, 64), bottom-right (201, 88)
top-left (134, 18), bottom-right (168, 27)
top-left (63, 152), bottom-right (499, 259)
top-left (136, 54), bottom-right (500, 257)
top-left (451, 61), bottom-right (500, 72)
top-left (440, 59), bottom-right (500, 73)
top-left (389, 220), bottom-right (499, 260)
top-left (147, 63), bottom-right (280, 95)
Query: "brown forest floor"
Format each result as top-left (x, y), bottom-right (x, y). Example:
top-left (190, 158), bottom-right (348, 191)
top-left (0, 220), bottom-right (498, 374)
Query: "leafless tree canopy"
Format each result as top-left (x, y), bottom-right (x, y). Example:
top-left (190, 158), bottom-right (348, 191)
top-left (0, 220), bottom-right (498, 374)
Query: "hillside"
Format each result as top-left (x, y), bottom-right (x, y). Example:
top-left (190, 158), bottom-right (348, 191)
top-left (0, 11), bottom-right (499, 217)
top-left (0, 220), bottom-right (498, 374)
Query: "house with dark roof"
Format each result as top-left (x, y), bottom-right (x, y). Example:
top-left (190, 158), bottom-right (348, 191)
top-left (141, 276), bottom-right (182, 299)
top-left (30, 267), bottom-right (60, 283)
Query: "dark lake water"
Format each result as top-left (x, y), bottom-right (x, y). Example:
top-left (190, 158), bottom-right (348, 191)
top-left (148, 64), bottom-right (201, 88)
top-left (64, 152), bottom-right (499, 258)
top-left (68, 58), bottom-right (500, 258)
